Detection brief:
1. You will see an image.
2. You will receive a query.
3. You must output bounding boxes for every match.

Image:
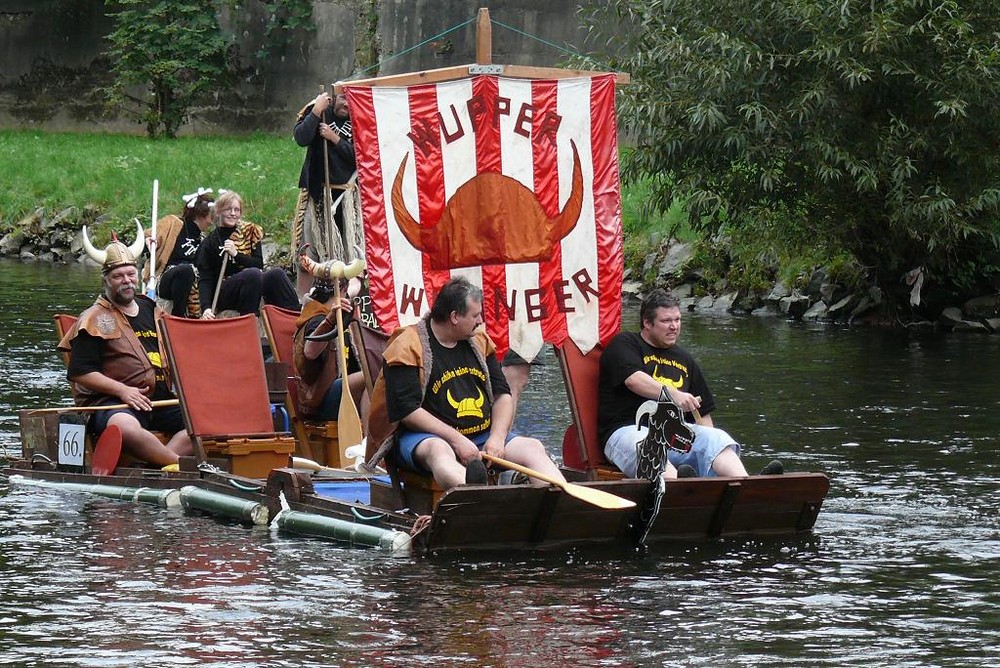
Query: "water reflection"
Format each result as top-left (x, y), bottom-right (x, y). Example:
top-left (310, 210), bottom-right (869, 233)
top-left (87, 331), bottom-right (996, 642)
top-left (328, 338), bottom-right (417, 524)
top-left (1, 260), bottom-right (998, 666)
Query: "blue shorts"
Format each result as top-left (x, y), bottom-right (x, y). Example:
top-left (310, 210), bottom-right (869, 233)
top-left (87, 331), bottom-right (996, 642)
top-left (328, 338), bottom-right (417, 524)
top-left (604, 423), bottom-right (741, 478)
top-left (89, 399), bottom-right (185, 437)
top-left (313, 378), bottom-right (345, 421)
top-left (395, 429), bottom-right (516, 474)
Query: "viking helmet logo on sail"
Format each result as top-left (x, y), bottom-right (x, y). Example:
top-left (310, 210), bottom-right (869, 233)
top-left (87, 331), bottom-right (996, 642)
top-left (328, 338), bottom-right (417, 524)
top-left (346, 74), bottom-right (624, 360)
top-left (391, 141), bottom-right (585, 269)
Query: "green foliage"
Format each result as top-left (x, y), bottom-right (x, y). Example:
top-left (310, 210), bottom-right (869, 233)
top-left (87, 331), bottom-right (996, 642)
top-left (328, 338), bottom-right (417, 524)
top-left (256, 0), bottom-right (316, 62)
top-left (579, 0), bottom-right (1000, 301)
top-left (104, 1), bottom-right (232, 138)
top-left (0, 129), bottom-right (302, 247)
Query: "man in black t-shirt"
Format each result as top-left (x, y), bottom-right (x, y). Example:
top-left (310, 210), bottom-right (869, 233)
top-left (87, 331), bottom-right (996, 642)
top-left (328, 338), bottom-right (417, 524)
top-left (367, 277), bottom-right (567, 490)
top-left (58, 235), bottom-right (192, 468)
top-left (599, 289), bottom-right (772, 479)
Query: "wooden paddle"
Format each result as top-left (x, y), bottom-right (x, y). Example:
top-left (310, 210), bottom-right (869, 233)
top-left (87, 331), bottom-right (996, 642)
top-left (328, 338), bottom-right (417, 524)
top-left (92, 424), bottom-right (122, 476)
top-left (691, 395), bottom-right (708, 425)
top-left (292, 456), bottom-right (341, 474)
top-left (28, 399), bottom-right (180, 415)
top-left (481, 453), bottom-right (636, 510)
top-left (332, 276), bottom-right (364, 466)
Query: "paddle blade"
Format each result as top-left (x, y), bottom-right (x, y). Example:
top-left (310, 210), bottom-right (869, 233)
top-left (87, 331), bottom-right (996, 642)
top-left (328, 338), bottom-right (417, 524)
top-left (336, 392), bottom-right (364, 463)
top-left (92, 424), bottom-right (122, 476)
top-left (562, 481), bottom-right (636, 510)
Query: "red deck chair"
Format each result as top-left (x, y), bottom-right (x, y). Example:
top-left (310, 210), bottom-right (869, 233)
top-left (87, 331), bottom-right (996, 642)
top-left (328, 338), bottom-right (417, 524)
top-left (158, 313), bottom-right (295, 477)
top-left (260, 304), bottom-right (315, 459)
top-left (54, 313), bottom-right (78, 368)
top-left (554, 339), bottom-right (623, 480)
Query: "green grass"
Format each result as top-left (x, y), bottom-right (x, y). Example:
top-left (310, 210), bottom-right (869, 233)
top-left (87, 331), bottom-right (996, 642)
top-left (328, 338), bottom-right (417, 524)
top-left (0, 129), bottom-right (303, 245)
top-left (0, 128), bottom-right (691, 257)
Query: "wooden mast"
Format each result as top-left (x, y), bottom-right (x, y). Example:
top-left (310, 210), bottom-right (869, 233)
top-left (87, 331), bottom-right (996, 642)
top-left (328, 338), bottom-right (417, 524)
top-left (336, 8), bottom-right (629, 89)
top-left (475, 7), bottom-right (492, 65)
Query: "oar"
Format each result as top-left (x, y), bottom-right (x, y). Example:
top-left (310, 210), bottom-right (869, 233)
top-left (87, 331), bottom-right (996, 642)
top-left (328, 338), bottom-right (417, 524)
top-left (291, 456), bottom-right (341, 474)
top-left (481, 453), bottom-right (636, 510)
top-left (92, 424), bottom-right (122, 476)
top-left (333, 276), bottom-right (364, 465)
top-left (691, 395), bottom-right (708, 426)
top-left (28, 399), bottom-right (180, 415)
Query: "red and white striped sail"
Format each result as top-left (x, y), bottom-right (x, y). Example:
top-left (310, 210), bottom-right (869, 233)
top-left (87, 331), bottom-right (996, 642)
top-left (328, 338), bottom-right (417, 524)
top-left (346, 73), bottom-right (622, 360)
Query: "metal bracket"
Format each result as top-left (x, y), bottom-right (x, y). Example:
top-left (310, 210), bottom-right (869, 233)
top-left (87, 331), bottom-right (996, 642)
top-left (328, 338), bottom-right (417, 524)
top-left (468, 64), bottom-right (504, 75)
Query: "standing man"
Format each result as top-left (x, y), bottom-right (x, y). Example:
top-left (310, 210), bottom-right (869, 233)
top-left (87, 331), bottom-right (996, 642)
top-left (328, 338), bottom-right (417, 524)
top-left (292, 89), bottom-right (356, 287)
top-left (599, 289), bottom-right (782, 479)
top-left (366, 277), bottom-right (567, 491)
top-left (58, 229), bottom-right (192, 467)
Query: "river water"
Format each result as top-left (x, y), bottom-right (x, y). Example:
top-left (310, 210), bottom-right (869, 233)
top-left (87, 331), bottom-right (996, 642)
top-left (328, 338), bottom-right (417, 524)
top-left (0, 259), bottom-right (996, 667)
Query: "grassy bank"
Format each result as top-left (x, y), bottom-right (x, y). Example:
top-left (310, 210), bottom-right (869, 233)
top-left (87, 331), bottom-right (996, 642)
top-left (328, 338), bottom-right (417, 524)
top-left (0, 129), bottom-right (681, 251)
top-left (0, 129), bottom-right (304, 245)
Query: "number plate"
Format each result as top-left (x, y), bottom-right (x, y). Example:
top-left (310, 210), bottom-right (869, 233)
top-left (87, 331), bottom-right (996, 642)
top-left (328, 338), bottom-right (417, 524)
top-left (57, 423), bottom-right (85, 467)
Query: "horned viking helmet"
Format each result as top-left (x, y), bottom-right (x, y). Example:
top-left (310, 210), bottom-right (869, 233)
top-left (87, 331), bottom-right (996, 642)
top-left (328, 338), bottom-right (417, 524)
top-left (298, 253), bottom-right (365, 284)
top-left (82, 219), bottom-right (145, 274)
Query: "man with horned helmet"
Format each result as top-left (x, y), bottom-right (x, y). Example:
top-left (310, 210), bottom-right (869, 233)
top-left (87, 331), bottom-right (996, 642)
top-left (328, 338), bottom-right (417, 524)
top-left (293, 254), bottom-right (367, 421)
top-left (365, 276), bottom-right (567, 491)
top-left (58, 224), bottom-right (193, 467)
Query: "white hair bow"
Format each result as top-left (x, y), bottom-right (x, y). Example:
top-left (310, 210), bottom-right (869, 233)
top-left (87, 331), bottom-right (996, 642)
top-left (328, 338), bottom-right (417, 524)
top-left (182, 187), bottom-right (214, 208)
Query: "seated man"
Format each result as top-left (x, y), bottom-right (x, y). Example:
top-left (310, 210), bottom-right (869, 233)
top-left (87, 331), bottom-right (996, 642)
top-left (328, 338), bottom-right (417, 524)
top-left (292, 265), bottom-right (366, 421)
top-left (58, 231), bottom-right (193, 467)
top-left (366, 276), bottom-right (566, 491)
top-left (598, 289), bottom-right (782, 479)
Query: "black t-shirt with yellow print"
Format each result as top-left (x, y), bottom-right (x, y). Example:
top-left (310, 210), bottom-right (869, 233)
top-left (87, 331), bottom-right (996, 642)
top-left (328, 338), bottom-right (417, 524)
top-left (384, 326), bottom-right (510, 438)
top-left (67, 298), bottom-right (172, 400)
top-left (597, 331), bottom-right (715, 446)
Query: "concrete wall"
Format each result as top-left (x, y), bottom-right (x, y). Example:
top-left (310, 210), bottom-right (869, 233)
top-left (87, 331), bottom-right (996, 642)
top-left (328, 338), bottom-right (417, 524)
top-left (0, 0), bottom-right (590, 135)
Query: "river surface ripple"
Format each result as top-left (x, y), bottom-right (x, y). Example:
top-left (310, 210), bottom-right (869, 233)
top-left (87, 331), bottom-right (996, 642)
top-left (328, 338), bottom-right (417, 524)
top-left (0, 260), bottom-right (996, 666)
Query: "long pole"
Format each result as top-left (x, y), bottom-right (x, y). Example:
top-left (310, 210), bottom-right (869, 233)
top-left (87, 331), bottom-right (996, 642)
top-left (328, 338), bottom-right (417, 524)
top-left (28, 399), bottom-right (180, 415)
top-left (210, 253), bottom-right (229, 314)
top-left (319, 84), bottom-right (337, 261)
top-left (146, 179), bottom-right (159, 298)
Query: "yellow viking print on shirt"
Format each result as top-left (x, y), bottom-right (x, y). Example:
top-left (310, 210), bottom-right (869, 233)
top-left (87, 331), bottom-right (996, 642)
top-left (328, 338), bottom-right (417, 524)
top-left (147, 351), bottom-right (163, 368)
top-left (447, 388), bottom-right (485, 419)
top-left (651, 364), bottom-right (683, 389)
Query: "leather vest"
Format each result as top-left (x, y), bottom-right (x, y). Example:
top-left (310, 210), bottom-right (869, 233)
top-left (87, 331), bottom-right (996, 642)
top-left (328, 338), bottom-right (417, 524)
top-left (57, 296), bottom-right (158, 406)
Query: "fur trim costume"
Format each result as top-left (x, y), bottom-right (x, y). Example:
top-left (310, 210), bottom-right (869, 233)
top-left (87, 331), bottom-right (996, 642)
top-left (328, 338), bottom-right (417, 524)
top-left (57, 295), bottom-right (158, 406)
top-left (364, 315), bottom-right (496, 467)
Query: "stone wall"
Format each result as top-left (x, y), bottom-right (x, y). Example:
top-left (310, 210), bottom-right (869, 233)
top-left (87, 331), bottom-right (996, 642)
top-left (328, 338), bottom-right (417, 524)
top-left (0, 0), bottom-right (589, 135)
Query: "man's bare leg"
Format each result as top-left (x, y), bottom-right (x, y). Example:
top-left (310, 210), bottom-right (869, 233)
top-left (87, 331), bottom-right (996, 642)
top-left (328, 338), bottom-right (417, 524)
top-left (503, 436), bottom-right (565, 486)
top-left (108, 413), bottom-right (181, 467)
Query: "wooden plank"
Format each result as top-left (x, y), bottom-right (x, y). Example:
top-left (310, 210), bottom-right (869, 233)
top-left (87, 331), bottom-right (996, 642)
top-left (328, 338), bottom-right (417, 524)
top-left (707, 481), bottom-right (742, 537)
top-left (337, 64), bottom-right (630, 91)
top-left (426, 486), bottom-right (634, 551)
